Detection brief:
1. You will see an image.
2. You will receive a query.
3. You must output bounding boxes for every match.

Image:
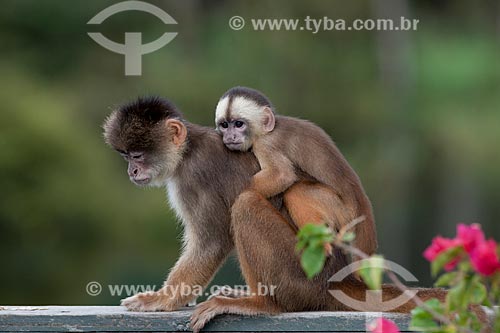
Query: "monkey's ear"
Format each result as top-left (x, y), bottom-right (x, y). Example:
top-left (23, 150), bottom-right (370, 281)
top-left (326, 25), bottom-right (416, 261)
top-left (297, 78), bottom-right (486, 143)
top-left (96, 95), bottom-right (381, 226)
top-left (166, 119), bottom-right (187, 147)
top-left (262, 107), bottom-right (275, 132)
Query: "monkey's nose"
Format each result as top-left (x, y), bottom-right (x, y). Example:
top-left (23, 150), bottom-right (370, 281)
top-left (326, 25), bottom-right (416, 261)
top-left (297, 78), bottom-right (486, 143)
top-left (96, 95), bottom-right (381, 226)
top-left (128, 168), bottom-right (139, 177)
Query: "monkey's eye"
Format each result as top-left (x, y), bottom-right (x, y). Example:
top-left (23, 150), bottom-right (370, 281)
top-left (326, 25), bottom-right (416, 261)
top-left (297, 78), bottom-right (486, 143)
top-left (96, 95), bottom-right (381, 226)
top-left (220, 122), bottom-right (229, 129)
top-left (235, 121), bottom-right (244, 128)
top-left (130, 154), bottom-right (143, 160)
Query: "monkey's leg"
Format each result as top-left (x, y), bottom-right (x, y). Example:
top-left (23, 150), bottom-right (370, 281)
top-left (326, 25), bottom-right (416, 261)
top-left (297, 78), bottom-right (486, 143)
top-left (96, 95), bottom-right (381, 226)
top-left (284, 181), bottom-right (377, 260)
top-left (121, 245), bottom-right (229, 312)
top-left (283, 184), bottom-right (333, 255)
top-left (284, 181), bottom-right (353, 255)
top-left (233, 190), bottom-right (340, 309)
top-left (191, 189), bottom-right (339, 331)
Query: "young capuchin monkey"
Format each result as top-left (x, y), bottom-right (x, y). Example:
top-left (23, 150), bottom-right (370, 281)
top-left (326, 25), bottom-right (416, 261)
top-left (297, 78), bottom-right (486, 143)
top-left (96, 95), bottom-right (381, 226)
top-left (215, 86), bottom-right (377, 258)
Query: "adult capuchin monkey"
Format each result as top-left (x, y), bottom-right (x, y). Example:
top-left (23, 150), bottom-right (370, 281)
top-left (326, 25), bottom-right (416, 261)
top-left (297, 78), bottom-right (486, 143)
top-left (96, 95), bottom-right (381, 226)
top-left (103, 96), bottom-right (449, 333)
top-left (215, 86), bottom-right (376, 259)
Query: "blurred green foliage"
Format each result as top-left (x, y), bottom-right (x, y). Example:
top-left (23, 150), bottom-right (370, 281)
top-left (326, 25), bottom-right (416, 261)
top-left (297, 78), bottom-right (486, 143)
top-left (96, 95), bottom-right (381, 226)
top-left (0, 0), bottom-right (499, 305)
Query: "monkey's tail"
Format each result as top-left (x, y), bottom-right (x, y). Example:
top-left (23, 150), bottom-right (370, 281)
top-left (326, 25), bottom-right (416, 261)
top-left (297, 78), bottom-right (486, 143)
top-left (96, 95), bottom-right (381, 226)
top-left (327, 277), bottom-right (446, 312)
top-left (328, 279), bottom-right (491, 330)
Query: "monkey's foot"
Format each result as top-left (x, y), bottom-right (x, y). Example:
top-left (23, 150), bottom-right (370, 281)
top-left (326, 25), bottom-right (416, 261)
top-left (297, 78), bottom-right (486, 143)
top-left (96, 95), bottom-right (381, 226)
top-left (191, 297), bottom-right (231, 333)
top-left (121, 292), bottom-right (175, 312)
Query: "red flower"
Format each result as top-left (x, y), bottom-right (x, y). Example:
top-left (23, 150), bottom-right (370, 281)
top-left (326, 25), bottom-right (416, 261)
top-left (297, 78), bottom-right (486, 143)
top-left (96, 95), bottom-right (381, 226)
top-left (457, 223), bottom-right (485, 253)
top-left (367, 318), bottom-right (400, 333)
top-left (470, 239), bottom-right (500, 276)
top-left (423, 236), bottom-right (462, 270)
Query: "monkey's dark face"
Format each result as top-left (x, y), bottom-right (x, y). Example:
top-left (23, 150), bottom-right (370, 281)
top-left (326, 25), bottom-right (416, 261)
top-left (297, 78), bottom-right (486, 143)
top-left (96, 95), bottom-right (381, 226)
top-left (113, 140), bottom-right (182, 187)
top-left (217, 119), bottom-right (252, 151)
top-left (117, 150), bottom-right (154, 186)
top-left (103, 97), bottom-right (187, 187)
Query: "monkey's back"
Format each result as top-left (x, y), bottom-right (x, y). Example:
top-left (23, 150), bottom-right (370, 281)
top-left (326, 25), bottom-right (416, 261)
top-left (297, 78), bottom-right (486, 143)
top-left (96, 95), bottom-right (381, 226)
top-left (269, 116), bottom-right (374, 218)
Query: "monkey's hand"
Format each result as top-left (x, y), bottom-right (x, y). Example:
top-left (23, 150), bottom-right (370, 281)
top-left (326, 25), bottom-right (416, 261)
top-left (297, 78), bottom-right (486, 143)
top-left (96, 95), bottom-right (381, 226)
top-left (251, 149), bottom-right (297, 198)
top-left (250, 167), bottom-right (297, 198)
top-left (121, 291), bottom-right (177, 312)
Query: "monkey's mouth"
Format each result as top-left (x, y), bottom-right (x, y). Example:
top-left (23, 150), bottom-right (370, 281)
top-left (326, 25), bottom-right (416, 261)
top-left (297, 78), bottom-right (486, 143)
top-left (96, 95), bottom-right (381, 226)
top-left (224, 142), bottom-right (244, 151)
top-left (131, 177), bottom-right (151, 186)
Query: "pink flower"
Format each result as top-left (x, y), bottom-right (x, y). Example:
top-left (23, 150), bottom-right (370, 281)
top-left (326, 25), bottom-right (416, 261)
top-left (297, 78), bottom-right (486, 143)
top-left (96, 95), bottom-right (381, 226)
top-left (470, 239), bottom-right (500, 276)
top-left (423, 236), bottom-right (462, 270)
top-left (457, 223), bottom-right (485, 253)
top-left (368, 318), bottom-right (400, 333)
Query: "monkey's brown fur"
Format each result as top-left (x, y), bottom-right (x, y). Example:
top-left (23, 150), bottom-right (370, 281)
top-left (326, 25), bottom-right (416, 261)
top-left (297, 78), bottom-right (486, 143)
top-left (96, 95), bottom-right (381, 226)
top-left (104, 97), bottom-right (451, 333)
top-left (216, 87), bottom-right (377, 259)
top-left (258, 116), bottom-right (377, 259)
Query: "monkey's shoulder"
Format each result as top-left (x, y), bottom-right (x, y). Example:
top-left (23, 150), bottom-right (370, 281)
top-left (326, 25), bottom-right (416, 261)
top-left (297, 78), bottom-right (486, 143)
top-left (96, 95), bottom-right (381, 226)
top-left (274, 115), bottom-right (327, 135)
top-left (267, 116), bottom-right (331, 146)
top-left (176, 124), bottom-right (259, 201)
top-left (185, 125), bottom-right (258, 175)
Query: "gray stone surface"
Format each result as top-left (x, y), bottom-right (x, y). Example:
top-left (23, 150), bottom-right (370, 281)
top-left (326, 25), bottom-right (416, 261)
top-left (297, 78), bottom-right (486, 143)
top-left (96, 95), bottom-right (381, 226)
top-left (0, 306), bottom-right (413, 332)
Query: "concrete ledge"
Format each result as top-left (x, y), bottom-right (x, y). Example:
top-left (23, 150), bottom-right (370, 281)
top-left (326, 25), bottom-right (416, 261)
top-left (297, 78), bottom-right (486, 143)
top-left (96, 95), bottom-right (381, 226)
top-left (0, 306), bottom-right (413, 332)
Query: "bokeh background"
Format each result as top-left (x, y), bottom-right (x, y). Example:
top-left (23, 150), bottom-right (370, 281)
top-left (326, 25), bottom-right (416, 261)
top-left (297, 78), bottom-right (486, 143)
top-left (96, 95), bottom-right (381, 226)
top-left (1, 0), bottom-right (499, 305)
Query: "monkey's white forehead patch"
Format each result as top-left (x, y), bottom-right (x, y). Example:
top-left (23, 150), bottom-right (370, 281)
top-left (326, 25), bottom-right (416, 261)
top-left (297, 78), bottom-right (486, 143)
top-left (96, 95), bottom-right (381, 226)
top-left (215, 96), bottom-right (230, 124)
top-left (215, 95), bottom-right (264, 125)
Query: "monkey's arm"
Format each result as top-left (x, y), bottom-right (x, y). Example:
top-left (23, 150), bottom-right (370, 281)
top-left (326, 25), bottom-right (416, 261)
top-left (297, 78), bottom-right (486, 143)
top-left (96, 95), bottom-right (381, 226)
top-left (250, 145), bottom-right (297, 198)
top-left (121, 232), bottom-right (230, 312)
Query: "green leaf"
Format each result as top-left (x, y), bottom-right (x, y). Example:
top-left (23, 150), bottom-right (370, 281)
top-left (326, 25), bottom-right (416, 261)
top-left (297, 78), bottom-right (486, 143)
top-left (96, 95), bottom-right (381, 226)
top-left (420, 298), bottom-right (445, 314)
top-left (310, 238), bottom-right (324, 249)
top-left (468, 278), bottom-right (487, 304)
top-left (409, 299), bottom-right (444, 332)
top-left (297, 224), bottom-right (334, 278)
top-left (359, 255), bottom-right (384, 290)
top-left (482, 298), bottom-right (492, 307)
top-left (297, 223), bottom-right (330, 238)
top-left (455, 311), bottom-right (482, 332)
top-left (295, 238), bottom-right (307, 252)
top-left (457, 260), bottom-right (471, 273)
top-left (446, 283), bottom-right (462, 313)
top-left (342, 231), bottom-right (355, 243)
top-left (491, 273), bottom-right (500, 304)
top-left (431, 246), bottom-right (462, 277)
top-left (494, 310), bottom-right (500, 333)
top-left (297, 224), bottom-right (317, 238)
top-left (410, 312), bottom-right (439, 331)
top-left (446, 278), bottom-right (467, 312)
top-left (410, 308), bottom-right (438, 330)
top-left (300, 245), bottom-right (326, 279)
top-left (434, 272), bottom-right (458, 287)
